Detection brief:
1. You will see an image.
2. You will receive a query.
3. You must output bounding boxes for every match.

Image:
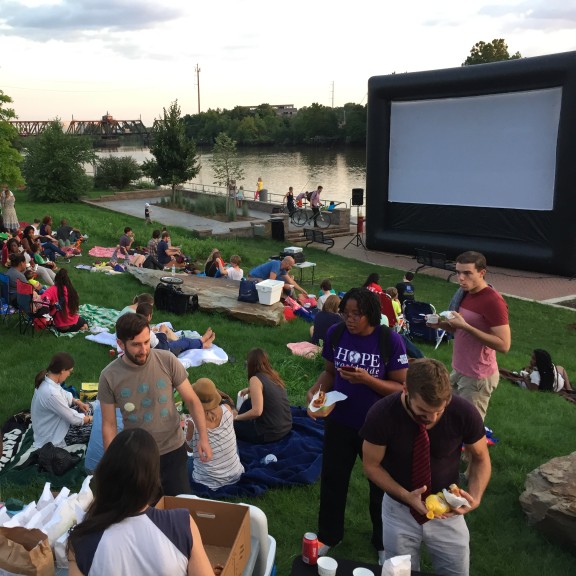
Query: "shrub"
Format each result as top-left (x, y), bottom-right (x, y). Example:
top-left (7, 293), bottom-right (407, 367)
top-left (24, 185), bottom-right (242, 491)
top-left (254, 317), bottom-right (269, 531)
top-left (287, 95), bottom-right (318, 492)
top-left (94, 156), bottom-right (142, 190)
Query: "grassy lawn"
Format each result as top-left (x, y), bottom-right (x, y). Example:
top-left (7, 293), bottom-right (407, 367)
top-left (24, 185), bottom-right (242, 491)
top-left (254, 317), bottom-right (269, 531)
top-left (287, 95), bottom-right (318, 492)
top-left (1, 199), bottom-right (576, 574)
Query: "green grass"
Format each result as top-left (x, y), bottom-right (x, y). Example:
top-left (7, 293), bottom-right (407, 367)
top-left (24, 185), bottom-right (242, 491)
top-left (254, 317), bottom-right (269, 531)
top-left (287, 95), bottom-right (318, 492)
top-left (2, 199), bottom-right (576, 574)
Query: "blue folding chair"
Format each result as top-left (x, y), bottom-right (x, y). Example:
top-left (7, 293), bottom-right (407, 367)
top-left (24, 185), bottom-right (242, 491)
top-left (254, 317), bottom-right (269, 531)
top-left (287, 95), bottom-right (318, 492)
top-left (0, 272), bottom-right (15, 325)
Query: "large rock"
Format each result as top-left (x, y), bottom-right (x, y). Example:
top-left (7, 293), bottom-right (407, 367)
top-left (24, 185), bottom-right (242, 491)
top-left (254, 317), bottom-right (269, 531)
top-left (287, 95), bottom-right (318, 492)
top-left (127, 268), bottom-right (285, 327)
top-left (519, 452), bottom-right (576, 548)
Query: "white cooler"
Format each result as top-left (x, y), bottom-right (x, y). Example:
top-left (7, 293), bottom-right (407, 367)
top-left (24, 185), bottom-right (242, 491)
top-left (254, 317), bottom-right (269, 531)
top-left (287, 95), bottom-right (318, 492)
top-left (256, 279), bottom-right (284, 305)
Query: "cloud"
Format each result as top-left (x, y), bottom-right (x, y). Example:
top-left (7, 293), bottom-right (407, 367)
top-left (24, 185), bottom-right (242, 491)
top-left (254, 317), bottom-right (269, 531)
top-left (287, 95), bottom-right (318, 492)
top-left (0, 0), bottom-right (184, 41)
top-left (479, 1), bottom-right (576, 30)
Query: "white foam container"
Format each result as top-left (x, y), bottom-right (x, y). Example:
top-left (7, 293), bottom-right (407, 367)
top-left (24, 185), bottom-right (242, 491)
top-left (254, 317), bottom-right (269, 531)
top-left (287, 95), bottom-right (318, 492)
top-left (283, 246), bottom-right (303, 254)
top-left (256, 279), bottom-right (284, 305)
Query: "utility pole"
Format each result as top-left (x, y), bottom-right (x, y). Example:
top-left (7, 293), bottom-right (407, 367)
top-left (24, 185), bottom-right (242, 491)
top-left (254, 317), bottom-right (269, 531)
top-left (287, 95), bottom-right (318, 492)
top-left (330, 81), bottom-right (334, 108)
top-left (195, 64), bottom-right (201, 114)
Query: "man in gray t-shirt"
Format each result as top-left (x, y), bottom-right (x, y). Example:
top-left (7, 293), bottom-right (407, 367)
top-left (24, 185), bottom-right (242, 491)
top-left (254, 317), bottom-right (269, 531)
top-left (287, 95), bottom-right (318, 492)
top-left (99, 313), bottom-right (212, 495)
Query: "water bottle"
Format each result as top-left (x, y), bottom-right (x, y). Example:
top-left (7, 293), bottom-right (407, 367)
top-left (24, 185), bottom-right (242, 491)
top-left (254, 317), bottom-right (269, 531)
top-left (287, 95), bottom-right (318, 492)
top-left (260, 454), bottom-right (277, 465)
top-left (171, 264), bottom-right (176, 276)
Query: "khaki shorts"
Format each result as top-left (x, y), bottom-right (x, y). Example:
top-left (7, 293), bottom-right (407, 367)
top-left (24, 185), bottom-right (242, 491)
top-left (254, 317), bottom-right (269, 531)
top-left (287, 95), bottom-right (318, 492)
top-left (450, 370), bottom-right (499, 421)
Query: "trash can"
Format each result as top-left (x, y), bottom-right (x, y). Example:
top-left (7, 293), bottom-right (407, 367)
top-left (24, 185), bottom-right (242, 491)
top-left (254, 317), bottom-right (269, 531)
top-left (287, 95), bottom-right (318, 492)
top-left (253, 224), bottom-right (265, 237)
top-left (260, 189), bottom-right (268, 202)
top-left (269, 218), bottom-right (285, 241)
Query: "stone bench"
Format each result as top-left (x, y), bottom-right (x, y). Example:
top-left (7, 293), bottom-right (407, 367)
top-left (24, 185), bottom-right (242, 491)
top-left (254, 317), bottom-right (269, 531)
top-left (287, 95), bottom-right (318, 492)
top-left (127, 268), bottom-right (285, 326)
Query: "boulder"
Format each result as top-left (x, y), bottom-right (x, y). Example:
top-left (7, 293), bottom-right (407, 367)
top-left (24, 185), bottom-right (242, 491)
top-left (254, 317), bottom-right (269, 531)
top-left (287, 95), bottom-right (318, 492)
top-left (127, 267), bottom-right (285, 327)
top-left (519, 451), bottom-right (576, 548)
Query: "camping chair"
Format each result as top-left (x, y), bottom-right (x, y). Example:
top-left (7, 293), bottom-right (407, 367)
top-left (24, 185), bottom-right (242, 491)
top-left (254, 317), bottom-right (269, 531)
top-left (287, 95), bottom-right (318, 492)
top-left (16, 279), bottom-right (53, 336)
top-left (403, 301), bottom-right (441, 345)
top-left (378, 292), bottom-right (397, 329)
top-left (0, 272), bottom-right (15, 325)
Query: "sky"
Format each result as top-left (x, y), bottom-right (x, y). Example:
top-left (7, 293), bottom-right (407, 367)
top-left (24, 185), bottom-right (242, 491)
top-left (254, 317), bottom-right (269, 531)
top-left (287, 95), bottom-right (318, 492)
top-left (1, 0), bottom-right (576, 125)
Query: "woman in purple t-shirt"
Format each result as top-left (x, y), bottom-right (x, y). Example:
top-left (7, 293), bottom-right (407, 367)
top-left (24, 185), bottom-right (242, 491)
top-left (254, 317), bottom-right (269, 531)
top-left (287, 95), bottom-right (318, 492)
top-left (306, 287), bottom-right (409, 562)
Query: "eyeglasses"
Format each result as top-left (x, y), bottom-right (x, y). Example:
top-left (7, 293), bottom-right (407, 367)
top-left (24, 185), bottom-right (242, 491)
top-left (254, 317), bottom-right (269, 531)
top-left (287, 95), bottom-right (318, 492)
top-left (341, 311), bottom-right (363, 321)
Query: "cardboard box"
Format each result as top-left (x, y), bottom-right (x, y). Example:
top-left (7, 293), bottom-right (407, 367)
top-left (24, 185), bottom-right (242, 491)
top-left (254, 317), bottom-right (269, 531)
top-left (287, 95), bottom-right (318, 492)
top-left (156, 497), bottom-right (250, 576)
top-left (255, 279), bottom-right (284, 305)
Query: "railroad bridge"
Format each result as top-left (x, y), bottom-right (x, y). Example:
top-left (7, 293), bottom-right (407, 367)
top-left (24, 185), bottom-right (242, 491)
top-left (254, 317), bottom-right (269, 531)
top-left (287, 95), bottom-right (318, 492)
top-left (10, 114), bottom-right (150, 143)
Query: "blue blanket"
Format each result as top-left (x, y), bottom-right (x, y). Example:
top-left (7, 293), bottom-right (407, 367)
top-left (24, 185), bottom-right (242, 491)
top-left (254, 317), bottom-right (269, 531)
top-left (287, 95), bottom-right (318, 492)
top-left (188, 407), bottom-right (324, 497)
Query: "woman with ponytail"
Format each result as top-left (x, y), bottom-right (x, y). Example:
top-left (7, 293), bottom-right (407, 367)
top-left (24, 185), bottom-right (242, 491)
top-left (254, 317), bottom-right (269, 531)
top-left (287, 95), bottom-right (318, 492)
top-left (43, 268), bottom-right (88, 332)
top-left (31, 352), bottom-right (92, 449)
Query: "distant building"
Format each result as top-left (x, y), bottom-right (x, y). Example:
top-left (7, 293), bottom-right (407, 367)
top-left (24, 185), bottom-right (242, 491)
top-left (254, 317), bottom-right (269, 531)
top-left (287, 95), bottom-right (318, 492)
top-left (248, 104), bottom-right (298, 118)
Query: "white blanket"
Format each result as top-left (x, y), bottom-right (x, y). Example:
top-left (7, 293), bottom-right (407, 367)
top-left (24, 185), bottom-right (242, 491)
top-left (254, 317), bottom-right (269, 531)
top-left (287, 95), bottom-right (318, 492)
top-left (85, 325), bottom-right (228, 367)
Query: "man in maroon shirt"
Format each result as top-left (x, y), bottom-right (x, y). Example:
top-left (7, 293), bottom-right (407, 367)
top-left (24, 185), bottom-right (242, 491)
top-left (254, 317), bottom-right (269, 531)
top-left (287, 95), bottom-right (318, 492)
top-left (362, 359), bottom-right (491, 576)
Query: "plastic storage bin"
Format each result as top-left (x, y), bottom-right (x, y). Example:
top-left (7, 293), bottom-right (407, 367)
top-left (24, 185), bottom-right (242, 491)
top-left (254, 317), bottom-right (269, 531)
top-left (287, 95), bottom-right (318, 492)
top-left (256, 279), bottom-right (284, 305)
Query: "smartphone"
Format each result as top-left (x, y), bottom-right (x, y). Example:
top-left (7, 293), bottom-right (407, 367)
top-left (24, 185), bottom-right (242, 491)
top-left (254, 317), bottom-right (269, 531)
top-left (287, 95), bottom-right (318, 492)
top-left (340, 366), bottom-right (356, 372)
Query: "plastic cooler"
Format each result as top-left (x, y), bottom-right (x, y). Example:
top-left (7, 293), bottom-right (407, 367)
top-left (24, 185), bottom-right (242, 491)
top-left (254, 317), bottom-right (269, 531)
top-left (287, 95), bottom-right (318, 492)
top-left (255, 279), bottom-right (284, 305)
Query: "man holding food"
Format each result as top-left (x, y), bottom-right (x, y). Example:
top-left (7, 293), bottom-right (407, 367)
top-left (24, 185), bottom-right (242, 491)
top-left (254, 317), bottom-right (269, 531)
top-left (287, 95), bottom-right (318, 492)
top-left (306, 287), bottom-right (408, 564)
top-left (361, 358), bottom-right (491, 576)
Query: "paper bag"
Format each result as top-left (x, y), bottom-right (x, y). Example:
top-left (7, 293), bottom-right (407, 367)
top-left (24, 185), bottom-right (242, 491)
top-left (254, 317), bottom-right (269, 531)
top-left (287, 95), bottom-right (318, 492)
top-left (381, 554), bottom-right (411, 576)
top-left (0, 527), bottom-right (54, 576)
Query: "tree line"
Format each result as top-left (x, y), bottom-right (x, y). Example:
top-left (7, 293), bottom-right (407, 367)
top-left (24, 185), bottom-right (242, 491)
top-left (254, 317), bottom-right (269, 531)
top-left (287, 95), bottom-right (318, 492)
top-left (182, 102), bottom-right (367, 147)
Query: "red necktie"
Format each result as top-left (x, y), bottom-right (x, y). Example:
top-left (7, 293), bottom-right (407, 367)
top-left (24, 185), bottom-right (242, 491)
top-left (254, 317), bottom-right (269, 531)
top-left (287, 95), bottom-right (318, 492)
top-left (410, 423), bottom-right (431, 525)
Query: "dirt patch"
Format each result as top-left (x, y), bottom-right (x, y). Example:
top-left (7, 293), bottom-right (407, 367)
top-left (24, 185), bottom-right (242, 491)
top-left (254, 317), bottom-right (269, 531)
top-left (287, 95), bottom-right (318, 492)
top-left (556, 298), bottom-right (576, 310)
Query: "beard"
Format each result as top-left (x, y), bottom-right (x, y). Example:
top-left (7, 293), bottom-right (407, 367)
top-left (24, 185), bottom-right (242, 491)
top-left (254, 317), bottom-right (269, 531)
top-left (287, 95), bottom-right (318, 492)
top-left (123, 347), bottom-right (149, 366)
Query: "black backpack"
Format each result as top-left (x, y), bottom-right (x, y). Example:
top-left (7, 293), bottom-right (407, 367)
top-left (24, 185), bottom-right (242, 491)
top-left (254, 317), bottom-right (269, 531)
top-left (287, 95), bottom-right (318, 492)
top-left (330, 323), bottom-right (392, 364)
top-left (154, 283), bottom-right (199, 315)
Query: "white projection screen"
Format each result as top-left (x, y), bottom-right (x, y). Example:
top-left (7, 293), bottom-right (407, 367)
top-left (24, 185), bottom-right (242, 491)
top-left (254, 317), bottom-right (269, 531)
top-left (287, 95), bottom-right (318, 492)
top-left (365, 52), bottom-right (576, 276)
top-left (388, 88), bottom-right (562, 210)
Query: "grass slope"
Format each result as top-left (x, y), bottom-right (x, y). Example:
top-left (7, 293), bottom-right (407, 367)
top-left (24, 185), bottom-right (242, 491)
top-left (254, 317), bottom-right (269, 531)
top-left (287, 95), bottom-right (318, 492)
top-left (1, 199), bottom-right (575, 574)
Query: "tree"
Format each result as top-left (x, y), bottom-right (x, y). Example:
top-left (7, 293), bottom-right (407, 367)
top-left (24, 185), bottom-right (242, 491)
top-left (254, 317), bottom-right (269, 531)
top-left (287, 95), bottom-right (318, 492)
top-left (0, 91), bottom-right (25, 188)
top-left (462, 39), bottom-right (522, 66)
top-left (94, 156), bottom-right (142, 190)
top-left (22, 120), bottom-right (96, 202)
top-left (211, 132), bottom-right (245, 212)
top-left (142, 100), bottom-right (200, 202)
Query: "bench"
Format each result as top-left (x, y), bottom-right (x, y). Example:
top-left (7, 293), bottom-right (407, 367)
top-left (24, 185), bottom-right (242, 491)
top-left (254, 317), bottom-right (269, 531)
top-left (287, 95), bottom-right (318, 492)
top-left (415, 248), bottom-right (457, 282)
top-left (303, 228), bottom-right (334, 251)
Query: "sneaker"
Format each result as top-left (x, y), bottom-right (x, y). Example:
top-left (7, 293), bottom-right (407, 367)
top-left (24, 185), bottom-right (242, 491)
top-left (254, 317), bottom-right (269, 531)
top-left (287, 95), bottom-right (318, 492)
top-left (378, 550), bottom-right (386, 566)
top-left (317, 540), bottom-right (341, 557)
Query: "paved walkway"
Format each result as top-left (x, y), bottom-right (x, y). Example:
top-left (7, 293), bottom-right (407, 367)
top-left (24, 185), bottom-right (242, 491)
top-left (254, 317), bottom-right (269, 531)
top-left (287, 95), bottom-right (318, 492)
top-left (90, 197), bottom-right (576, 307)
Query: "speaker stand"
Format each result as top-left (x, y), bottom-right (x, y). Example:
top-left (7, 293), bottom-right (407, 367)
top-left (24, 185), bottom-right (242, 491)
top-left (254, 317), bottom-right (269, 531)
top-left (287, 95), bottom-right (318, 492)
top-left (344, 206), bottom-right (366, 251)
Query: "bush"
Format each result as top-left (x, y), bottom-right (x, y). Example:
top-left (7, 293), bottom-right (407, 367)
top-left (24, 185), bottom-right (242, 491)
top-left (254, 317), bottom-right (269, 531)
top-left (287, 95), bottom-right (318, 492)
top-left (194, 196), bottom-right (217, 216)
top-left (132, 179), bottom-right (157, 190)
top-left (94, 156), bottom-right (142, 190)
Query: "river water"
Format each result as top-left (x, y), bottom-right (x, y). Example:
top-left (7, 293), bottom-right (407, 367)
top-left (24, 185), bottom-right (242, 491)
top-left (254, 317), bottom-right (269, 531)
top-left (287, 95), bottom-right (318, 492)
top-left (94, 146), bottom-right (367, 206)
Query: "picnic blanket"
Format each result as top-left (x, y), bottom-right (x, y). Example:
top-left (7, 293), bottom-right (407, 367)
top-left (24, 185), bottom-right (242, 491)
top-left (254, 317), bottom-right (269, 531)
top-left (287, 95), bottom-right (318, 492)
top-left (188, 406), bottom-right (324, 498)
top-left (0, 422), bottom-right (88, 491)
top-left (49, 304), bottom-right (121, 338)
top-left (88, 246), bottom-right (125, 259)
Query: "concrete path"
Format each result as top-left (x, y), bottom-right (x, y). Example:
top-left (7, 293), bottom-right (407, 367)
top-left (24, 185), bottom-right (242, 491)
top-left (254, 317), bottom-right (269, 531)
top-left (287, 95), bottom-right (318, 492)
top-left (89, 197), bottom-right (576, 307)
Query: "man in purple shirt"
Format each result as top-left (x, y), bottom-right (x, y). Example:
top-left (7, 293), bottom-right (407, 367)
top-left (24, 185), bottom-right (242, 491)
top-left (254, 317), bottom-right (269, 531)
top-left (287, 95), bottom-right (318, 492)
top-left (306, 287), bottom-right (408, 564)
top-left (361, 359), bottom-right (491, 576)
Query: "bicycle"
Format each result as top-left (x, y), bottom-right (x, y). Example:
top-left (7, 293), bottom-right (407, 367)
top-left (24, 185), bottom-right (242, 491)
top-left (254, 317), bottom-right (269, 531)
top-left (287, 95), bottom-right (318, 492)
top-left (291, 204), bottom-right (332, 229)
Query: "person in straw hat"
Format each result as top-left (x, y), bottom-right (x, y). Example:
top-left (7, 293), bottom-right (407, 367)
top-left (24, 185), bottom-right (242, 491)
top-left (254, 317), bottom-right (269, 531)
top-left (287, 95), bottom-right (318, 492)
top-left (187, 378), bottom-right (244, 490)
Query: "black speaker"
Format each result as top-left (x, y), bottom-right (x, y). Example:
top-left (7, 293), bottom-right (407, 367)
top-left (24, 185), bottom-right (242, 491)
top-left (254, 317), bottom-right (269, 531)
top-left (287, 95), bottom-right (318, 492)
top-left (352, 188), bottom-right (364, 206)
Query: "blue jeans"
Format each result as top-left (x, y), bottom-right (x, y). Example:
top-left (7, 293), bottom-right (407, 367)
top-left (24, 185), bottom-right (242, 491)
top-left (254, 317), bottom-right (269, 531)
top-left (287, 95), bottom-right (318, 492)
top-left (382, 494), bottom-right (470, 576)
top-left (42, 242), bottom-right (66, 261)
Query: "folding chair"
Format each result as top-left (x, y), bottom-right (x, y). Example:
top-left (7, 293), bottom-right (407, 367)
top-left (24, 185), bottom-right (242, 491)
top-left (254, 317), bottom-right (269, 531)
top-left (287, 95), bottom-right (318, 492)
top-left (0, 272), bottom-right (15, 325)
top-left (16, 279), bottom-right (53, 336)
